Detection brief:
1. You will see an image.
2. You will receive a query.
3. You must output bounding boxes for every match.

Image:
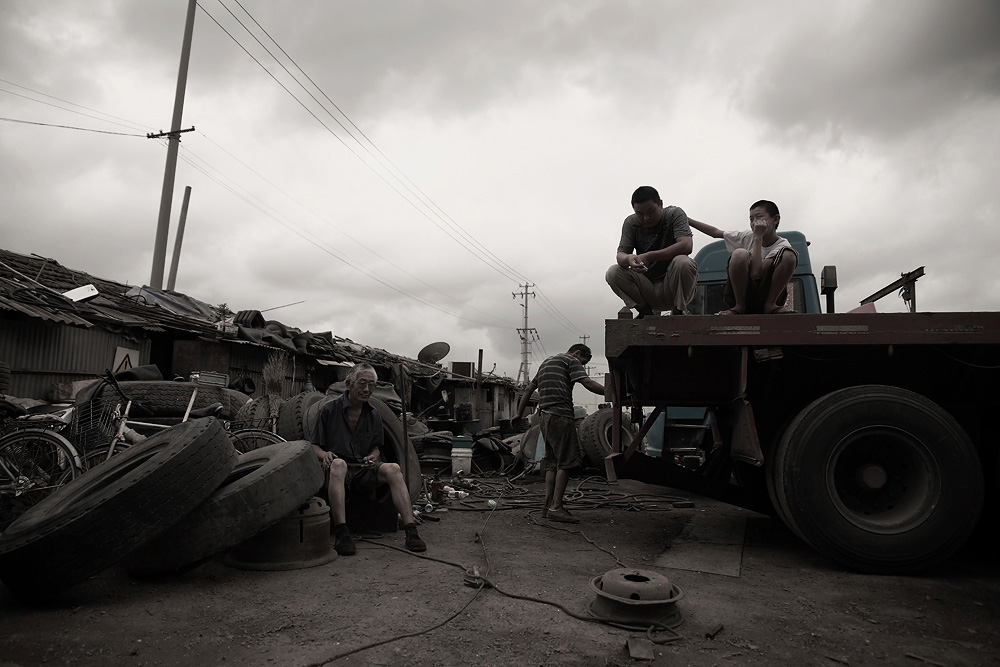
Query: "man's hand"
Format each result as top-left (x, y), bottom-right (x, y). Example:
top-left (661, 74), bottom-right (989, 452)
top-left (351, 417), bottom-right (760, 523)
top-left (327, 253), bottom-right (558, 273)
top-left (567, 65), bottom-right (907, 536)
top-left (318, 450), bottom-right (336, 470)
top-left (362, 451), bottom-right (380, 469)
top-left (511, 416), bottom-right (530, 432)
top-left (626, 254), bottom-right (648, 273)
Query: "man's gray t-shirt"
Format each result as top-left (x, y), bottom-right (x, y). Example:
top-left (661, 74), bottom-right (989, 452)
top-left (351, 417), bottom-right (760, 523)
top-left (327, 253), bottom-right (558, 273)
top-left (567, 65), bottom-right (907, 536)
top-left (617, 206), bottom-right (693, 281)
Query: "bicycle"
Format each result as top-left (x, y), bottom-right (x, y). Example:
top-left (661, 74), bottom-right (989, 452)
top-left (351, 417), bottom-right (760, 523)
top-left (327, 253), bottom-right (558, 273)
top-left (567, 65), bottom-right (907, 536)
top-left (1, 369), bottom-right (161, 531)
top-left (0, 403), bottom-right (84, 532)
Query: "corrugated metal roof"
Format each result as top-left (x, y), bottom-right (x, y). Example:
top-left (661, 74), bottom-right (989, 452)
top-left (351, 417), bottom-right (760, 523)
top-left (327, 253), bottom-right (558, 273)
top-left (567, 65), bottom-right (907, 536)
top-left (0, 249), bottom-right (217, 337)
top-left (0, 286), bottom-right (94, 327)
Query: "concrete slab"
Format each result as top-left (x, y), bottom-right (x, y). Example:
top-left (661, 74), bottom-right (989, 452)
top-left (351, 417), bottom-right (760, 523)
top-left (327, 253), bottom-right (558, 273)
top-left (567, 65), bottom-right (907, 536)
top-left (654, 511), bottom-right (748, 577)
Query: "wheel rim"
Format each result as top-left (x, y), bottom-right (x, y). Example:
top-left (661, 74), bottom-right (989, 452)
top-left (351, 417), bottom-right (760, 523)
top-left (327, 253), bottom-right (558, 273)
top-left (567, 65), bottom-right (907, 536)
top-left (827, 425), bottom-right (940, 534)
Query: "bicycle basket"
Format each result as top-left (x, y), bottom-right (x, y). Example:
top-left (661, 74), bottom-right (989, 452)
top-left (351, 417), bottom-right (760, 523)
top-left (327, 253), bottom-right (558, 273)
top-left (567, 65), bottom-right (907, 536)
top-left (69, 399), bottom-right (118, 453)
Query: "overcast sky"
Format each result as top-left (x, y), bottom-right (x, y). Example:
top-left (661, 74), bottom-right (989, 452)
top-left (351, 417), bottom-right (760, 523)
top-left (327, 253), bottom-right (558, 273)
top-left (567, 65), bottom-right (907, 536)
top-left (2, 0), bottom-right (998, 406)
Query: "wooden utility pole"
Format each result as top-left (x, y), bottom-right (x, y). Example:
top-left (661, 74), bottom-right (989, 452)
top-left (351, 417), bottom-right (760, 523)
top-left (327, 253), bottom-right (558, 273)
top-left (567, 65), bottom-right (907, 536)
top-left (150, 0), bottom-right (197, 289)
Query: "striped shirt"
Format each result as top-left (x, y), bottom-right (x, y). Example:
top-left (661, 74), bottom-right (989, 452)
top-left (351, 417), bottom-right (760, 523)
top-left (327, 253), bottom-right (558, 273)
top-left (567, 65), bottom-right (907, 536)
top-left (531, 353), bottom-right (589, 418)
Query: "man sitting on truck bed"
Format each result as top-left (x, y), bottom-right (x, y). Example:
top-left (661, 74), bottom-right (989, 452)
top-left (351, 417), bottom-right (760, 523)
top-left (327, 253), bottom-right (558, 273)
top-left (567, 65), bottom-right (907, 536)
top-left (606, 185), bottom-right (699, 317)
top-left (689, 200), bottom-right (797, 315)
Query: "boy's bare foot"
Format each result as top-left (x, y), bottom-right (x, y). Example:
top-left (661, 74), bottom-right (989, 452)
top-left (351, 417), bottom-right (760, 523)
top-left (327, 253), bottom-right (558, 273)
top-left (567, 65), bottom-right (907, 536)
top-left (717, 307), bottom-right (744, 315)
top-left (765, 305), bottom-right (795, 314)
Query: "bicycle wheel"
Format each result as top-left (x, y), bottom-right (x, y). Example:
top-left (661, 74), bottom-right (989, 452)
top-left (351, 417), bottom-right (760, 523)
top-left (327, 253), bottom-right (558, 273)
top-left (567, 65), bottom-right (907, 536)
top-left (0, 429), bottom-right (81, 532)
top-left (228, 428), bottom-right (285, 454)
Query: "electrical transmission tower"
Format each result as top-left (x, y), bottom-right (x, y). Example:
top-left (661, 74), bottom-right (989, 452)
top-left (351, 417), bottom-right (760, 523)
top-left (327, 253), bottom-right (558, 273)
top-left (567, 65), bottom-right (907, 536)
top-left (512, 283), bottom-right (538, 385)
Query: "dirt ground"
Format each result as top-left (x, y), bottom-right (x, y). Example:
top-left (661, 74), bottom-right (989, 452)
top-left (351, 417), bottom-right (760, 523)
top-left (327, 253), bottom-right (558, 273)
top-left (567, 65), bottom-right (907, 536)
top-left (1, 474), bottom-right (997, 667)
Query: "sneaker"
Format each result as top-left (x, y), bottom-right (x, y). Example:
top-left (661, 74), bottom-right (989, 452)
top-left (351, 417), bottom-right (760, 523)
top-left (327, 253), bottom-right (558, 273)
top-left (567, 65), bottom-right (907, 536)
top-left (334, 532), bottom-right (356, 556)
top-left (404, 526), bottom-right (426, 552)
top-left (545, 507), bottom-right (580, 524)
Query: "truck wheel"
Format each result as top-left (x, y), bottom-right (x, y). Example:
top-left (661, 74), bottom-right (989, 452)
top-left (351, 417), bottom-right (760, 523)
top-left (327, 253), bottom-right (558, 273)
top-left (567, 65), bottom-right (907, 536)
top-left (774, 385), bottom-right (984, 574)
top-left (123, 440), bottom-right (324, 576)
top-left (579, 408), bottom-right (636, 467)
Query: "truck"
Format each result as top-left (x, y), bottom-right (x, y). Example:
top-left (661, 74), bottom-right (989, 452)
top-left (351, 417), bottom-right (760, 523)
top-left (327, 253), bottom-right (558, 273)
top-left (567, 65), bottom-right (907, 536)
top-left (604, 232), bottom-right (998, 574)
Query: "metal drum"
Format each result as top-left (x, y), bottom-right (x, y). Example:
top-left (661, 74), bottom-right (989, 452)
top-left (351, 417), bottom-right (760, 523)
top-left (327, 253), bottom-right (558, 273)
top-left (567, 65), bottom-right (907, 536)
top-left (226, 496), bottom-right (337, 570)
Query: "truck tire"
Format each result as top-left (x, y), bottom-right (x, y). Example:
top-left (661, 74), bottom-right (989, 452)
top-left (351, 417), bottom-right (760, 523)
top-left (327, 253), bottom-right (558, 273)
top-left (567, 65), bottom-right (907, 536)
top-left (773, 385), bottom-right (984, 574)
top-left (277, 391), bottom-right (324, 441)
top-left (579, 408), bottom-right (636, 467)
top-left (123, 440), bottom-right (324, 576)
top-left (0, 418), bottom-right (237, 600)
top-left (94, 382), bottom-right (250, 420)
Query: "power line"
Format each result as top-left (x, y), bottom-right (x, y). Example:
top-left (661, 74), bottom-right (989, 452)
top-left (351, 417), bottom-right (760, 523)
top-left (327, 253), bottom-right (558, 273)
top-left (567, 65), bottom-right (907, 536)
top-left (222, 0), bottom-right (532, 286)
top-left (0, 116), bottom-right (145, 137)
top-left (175, 147), bottom-right (519, 330)
top-left (200, 0), bottom-right (527, 285)
top-left (200, 1), bottom-right (592, 358)
top-left (0, 77), bottom-right (151, 132)
top-left (187, 131), bottom-right (515, 329)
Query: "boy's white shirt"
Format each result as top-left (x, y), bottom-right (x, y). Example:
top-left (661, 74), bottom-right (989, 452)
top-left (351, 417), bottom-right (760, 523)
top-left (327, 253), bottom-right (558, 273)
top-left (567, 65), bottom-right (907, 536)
top-left (723, 229), bottom-right (793, 260)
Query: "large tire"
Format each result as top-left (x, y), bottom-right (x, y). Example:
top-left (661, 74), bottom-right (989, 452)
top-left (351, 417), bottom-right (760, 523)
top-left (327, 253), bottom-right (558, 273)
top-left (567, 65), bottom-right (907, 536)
top-left (276, 391), bottom-right (324, 441)
top-left (94, 382), bottom-right (250, 420)
top-left (773, 385), bottom-right (984, 574)
top-left (579, 408), bottom-right (636, 467)
top-left (370, 398), bottom-right (421, 503)
top-left (0, 418), bottom-right (238, 600)
top-left (123, 440), bottom-right (324, 576)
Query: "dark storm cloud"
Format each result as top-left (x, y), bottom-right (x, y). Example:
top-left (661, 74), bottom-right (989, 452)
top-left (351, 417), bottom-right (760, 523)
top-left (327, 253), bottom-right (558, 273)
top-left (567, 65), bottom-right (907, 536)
top-left (748, 0), bottom-right (1000, 140)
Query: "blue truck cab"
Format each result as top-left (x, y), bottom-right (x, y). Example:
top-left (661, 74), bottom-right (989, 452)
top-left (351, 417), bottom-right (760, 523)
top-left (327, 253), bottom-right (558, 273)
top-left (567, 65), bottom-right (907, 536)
top-left (688, 231), bottom-right (823, 315)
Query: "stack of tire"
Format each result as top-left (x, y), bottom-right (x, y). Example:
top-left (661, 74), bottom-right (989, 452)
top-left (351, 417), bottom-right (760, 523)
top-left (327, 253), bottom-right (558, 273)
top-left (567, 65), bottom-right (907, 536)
top-left (0, 417), bottom-right (325, 600)
top-left (276, 391), bottom-right (422, 504)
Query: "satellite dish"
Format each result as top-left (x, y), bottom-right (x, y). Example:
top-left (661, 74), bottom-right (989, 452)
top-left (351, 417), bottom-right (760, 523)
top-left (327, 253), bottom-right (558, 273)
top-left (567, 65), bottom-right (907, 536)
top-left (418, 341), bottom-right (451, 364)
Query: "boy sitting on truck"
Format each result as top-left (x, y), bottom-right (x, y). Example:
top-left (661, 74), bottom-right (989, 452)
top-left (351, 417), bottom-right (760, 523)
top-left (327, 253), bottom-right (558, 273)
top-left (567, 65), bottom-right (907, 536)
top-left (689, 200), bottom-right (798, 314)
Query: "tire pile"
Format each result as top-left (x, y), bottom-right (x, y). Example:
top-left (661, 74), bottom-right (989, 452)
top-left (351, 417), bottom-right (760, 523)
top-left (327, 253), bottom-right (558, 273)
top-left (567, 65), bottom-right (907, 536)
top-left (0, 417), bottom-right (325, 601)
